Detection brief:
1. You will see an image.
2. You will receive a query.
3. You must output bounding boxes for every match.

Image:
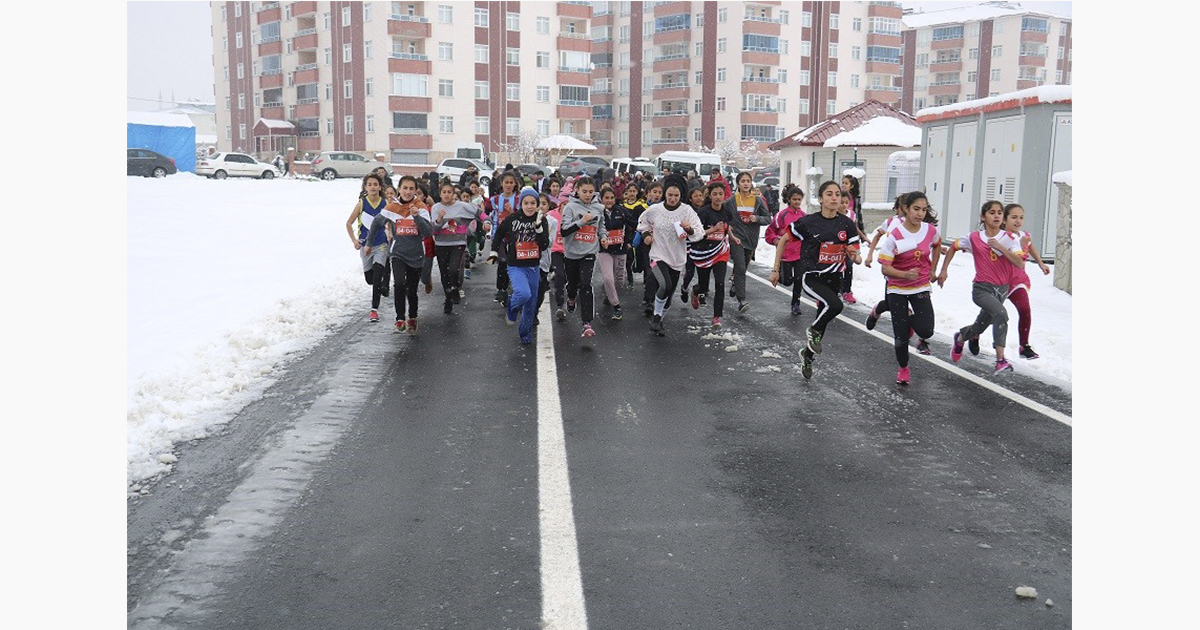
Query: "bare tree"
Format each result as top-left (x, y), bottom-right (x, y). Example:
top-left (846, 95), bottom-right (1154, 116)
top-left (496, 129), bottom-right (543, 166)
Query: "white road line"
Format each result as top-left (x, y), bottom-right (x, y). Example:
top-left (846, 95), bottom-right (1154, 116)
top-left (536, 301), bottom-right (590, 630)
top-left (745, 270), bottom-right (1072, 428)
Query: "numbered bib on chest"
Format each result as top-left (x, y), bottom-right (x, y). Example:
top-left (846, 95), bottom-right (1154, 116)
top-left (818, 242), bottom-right (846, 264)
top-left (606, 229), bottom-right (624, 245)
top-left (707, 224), bottom-right (727, 241)
top-left (395, 218), bottom-right (419, 236)
top-left (737, 207), bottom-right (755, 222)
top-left (574, 225), bottom-right (597, 243)
top-left (515, 240), bottom-right (540, 260)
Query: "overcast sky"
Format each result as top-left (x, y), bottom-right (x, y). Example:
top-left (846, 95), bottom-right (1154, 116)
top-left (126, 1), bottom-right (1073, 112)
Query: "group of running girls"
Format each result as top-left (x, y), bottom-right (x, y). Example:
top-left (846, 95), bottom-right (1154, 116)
top-left (346, 165), bottom-right (1050, 384)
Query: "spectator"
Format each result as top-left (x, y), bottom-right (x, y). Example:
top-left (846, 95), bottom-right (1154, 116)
top-left (709, 167), bottom-right (733, 198)
top-left (687, 169), bottom-right (704, 192)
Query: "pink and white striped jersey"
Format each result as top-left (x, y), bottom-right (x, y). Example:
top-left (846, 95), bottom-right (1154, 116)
top-left (878, 223), bottom-right (941, 294)
top-left (952, 230), bottom-right (1024, 286)
top-left (1007, 230), bottom-right (1033, 290)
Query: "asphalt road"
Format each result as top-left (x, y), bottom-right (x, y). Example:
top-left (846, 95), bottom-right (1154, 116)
top-left (128, 258), bottom-right (1072, 629)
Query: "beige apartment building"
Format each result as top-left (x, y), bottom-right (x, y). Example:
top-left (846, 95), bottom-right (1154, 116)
top-left (210, 1), bottom-right (1070, 165)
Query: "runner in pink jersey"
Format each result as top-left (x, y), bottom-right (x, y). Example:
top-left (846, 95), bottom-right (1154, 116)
top-left (937, 200), bottom-right (1026, 374)
top-left (877, 192), bottom-right (941, 385)
top-left (545, 195), bottom-right (568, 319)
top-left (764, 185), bottom-right (808, 315)
top-left (1002, 203), bottom-right (1052, 360)
top-left (867, 193), bottom-right (932, 354)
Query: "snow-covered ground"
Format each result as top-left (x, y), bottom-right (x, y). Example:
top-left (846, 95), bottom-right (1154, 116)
top-left (127, 174), bottom-right (1072, 487)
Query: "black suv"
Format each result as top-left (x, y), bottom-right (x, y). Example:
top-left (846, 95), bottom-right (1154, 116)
top-left (127, 148), bottom-right (177, 178)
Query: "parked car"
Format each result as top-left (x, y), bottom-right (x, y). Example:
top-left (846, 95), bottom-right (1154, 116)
top-left (516, 163), bottom-right (555, 184)
top-left (196, 152), bottom-right (280, 179)
top-left (558, 155), bottom-right (609, 177)
top-left (436, 158), bottom-right (492, 186)
top-left (610, 157), bottom-right (660, 179)
top-left (310, 151), bottom-right (390, 181)
top-left (127, 148), bottom-right (177, 178)
top-left (754, 176), bottom-right (780, 189)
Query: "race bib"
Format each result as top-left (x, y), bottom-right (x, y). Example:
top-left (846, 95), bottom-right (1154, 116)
top-left (738, 207), bottom-right (754, 222)
top-left (515, 240), bottom-right (540, 260)
top-left (395, 218), bottom-right (419, 236)
top-left (574, 225), bottom-right (597, 243)
top-left (554, 231), bottom-right (564, 248)
top-left (707, 224), bottom-right (726, 241)
top-left (606, 229), bottom-right (624, 245)
top-left (817, 242), bottom-right (846, 265)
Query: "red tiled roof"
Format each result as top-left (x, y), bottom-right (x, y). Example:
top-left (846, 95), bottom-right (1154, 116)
top-left (769, 100), bottom-right (918, 150)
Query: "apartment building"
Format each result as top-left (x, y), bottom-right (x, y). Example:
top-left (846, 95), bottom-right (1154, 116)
top-left (901, 3), bottom-right (1073, 110)
top-left (210, 1), bottom-right (1069, 164)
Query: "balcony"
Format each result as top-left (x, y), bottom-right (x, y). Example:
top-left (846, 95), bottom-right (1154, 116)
top-left (295, 102), bottom-right (320, 118)
top-left (293, 66), bottom-right (319, 84)
top-left (388, 17), bottom-right (432, 38)
top-left (743, 15), bottom-right (782, 23)
top-left (260, 106), bottom-right (284, 120)
top-left (557, 103), bottom-right (592, 119)
top-left (390, 133), bottom-right (433, 150)
top-left (260, 73), bottom-right (284, 89)
top-left (928, 83), bottom-right (962, 95)
top-left (388, 96), bottom-right (432, 112)
top-left (557, 2), bottom-right (591, 19)
top-left (388, 55), bottom-right (432, 74)
top-left (742, 18), bottom-right (782, 36)
top-left (742, 75), bottom-right (780, 83)
top-left (652, 28), bottom-right (691, 44)
top-left (291, 1), bottom-right (317, 17)
top-left (292, 29), bottom-right (318, 51)
top-left (741, 80), bottom-right (779, 95)
top-left (652, 138), bottom-right (688, 146)
top-left (258, 40), bottom-right (283, 56)
top-left (742, 50), bottom-right (780, 65)
top-left (931, 38), bottom-right (964, 50)
top-left (389, 13), bottom-right (430, 23)
top-left (257, 5), bottom-right (281, 23)
top-left (930, 60), bottom-right (963, 73)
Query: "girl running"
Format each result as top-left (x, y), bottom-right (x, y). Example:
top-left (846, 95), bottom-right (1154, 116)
top-left (725, 172), bottom-right (772, 314)
top-left (688, 181), bottom-right (739, 328)
top-left (621, 184), bottom-right (648, 286)
top-left (344, 173), bottom-right (390, 322)
top-left (484, 172), bottom-right (522, 305)
top-left (537, 195), bottom-right (560, 320)
top-left (876, 192), bottom-right (941, 384)
top-left (637, 182), bottom-right (704, 336)
top-left (559, 177), bottom-right (605, 337)
top-left (598, 188), bottom-right (634, 321)
top-left (1002, 203), bottom-right (1052, 360)
top-left (364, 179), bottom-right (434, 334)
top-left (678, 186), bottom-right (706, 305)
top-left (764, 185), bottom-right (808, 316)
top-left (431, 181), bottom-right (490, 315)
top-left (637, 182), bottom-right (666, 315)
top-left (839, 174), bottom-right (867, 304)
top-left (489, 188), bottom-right (551, 346)
top-left (769, 181), bottom-right (862, 380)
top-left (937, 200), bottom-right (1027, 374)
top-left (865, 194), bottom-right (932, 355)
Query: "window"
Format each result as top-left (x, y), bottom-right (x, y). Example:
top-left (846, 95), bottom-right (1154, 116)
top-left (992, 45), bottom-right (1003, 57)
top-left (559, 85), bottom-right (590, 104)
top-left (870, 17), bottom-right (902, 35)
top-left (829, 43), bottom-right (837, 58)
top-left (850, 74), bottom-right (859, 88)
top-left (234, 3), bottom-right (241, 17)
top-left (344, 115), bottom-right (354, 133)
top-left (619, 24), bottom-right (630, 42)
top-left (743, 34), bottom-right (779, 53)
top-left (716, 127), bottom-right (725, 141)
top-left (718, 8), bottom-right (727, 22)
top-left (325, 47), bottom-right (332, 64)
top-left (506, 118), bottom-right (520, 136)
top-left (237, 93), bottom-right (245, 110)
top-left (778, 98), bottom-right (786, 113)
top-left (537, 16), bottom-right (549, 34)
top-left (366, 115), bottom-right (374, 133)
top-left (968, 47), bottom-right (979, 60)
top-left (800, 41), bottom-right (810, 57)
top-left (361, 78), bottom-right (371, 98)
top-left (474, 81), bottom-right (488, 99)
top-left (439, 5), bottom-right (452, 23)
top-left (326, 118), bottom-right (333, 133)
top-left (991, 69), bottom-right (1001, 81)
top-left (537, 119), bottom-right (550, 136)
top-left (867, 46), bottom-right (901, 63)
top-left (439, 116), bottom-right (453, 133)
top-left (802, 11), bottom-right (811, 27)
top-left (618, 105), bottom-right (628, 121)
top-left (474, 8), bottom-right (488, 27)
top-left (798, 100), bottom-right (809, 115)
top-left (560, 50), bottom-right (589, 71)
top-left (826, 100), bottom-right (836, 115)
top-left (799, 70), bottom-right (809, 86)
top-left (221, 36), bottom-right (227, 51)
top-left (642, 103), bottom-right (653, 118)
top-left (915, 75), bottom-right (927, 89)
top-left (717, 68), bottom-right (726, 82)
top-left (852, 17), bottom-right (861, 31)
top-left (363, 3), bottom-right (371, 21)
top-left (916, 53), bottom-right (929, 68)
top-left (654, 14), bottom-right (690, 33)
top-left (716, 97), bottom-right (726, 111)
top-left (695, 42), bottom-right (702, 57)
top-left (342, 6), bottom-right (351, 26)
top-left (475, 45), bottom-right (488, 63)
top-left (506, 48), bottom-right (519, 65)
top-left (537, 85), bottom-right (550, 102)
top-left (717, 38), bottom-right (726, 53)
top-left (344, 80), bottom-right (353, 98)
top-left (695, 12), bottom-right (703, 27)
top-left (830, 14), bottom-right (839, 29)
top-left (239, 123), bottom-right (246, 140)
top-left (438, 79), bottom-right (452, 97)
top-left (643, 75), bottom-right (653, 92)
top-left (851, 46), bottom-right (861, 61)
top-left (325, 83), bottom-right (332, 100)
top-left (237, 62), bottom-right (244, 79)
top-left (1056, 70), bottom-right (1063, 83)
top-left (1022, 17), bottom-right (1049, 32)
top-left (780, 10), bottom-right (789, 24)
top-left (828, 72), bottom-right (836, 86)
top-left (393, 113), bottom-right (427, 130)
top-left (343, 43), bottom-right (352, 62)
top-left (1058, 46), bottom-right (1065, 60)
top-left (694, 127), bottom-right (701, 142)
top-left (392, 73), bottom-right (429, 96)
top-left (235, 32), bottom-right (243, 48)
top-left (221, 5), bottom-right (226, 21)
top-left (933, 25), bottom-right (964, 40)
top-left (777, 69), bottom-right (787, 83)
top-left (537, 51), bottom-right (550, 68)
top-left (967, 71), bottom-right (977, 83)
top-left (507, 83), bottom-right (520, 101)
top-left (507, 11), bottom-right (519, 30)
top-left (323, 11), bottom-right (330, 29)
top-left (618, 131), bottom-right (628, 147)
top-left (439, 42), bottom-right (453, 60)
top-left (475, 117), bottom-right (489, 134)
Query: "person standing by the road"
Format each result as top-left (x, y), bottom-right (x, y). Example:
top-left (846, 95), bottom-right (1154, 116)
top-left (637, 182), bottom-right (704, 336)
top-left (431, 182), bottom-right (490, 315)
top-left (937, 200), bottom-right (1026, 374)
top-left (1001, 203), bottom-right (1052, 361)
top-left (769, 181), bottom-right (862, 380)
top-left (725, 171), bottom-right (772, 314)
top-left (764, 185), bottom-right (808, 316)
top-left (489, 188), bottom-right (550, 346)
top-left (688, 181), bottom-right (739, 329)
top-left (559, 176), bottom-right (605, 338)
top-left (364, 180), bottom-right (435, 334)
top-left (876, 191), bottom-right (941, 385)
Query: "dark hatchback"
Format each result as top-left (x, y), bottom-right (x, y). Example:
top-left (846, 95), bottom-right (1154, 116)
top-left (128, 148), bottom-right (177, 178)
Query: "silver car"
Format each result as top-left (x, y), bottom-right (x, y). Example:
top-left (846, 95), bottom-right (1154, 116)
top-left (311, 151), bottom-right (391, 181)
top-left (436, 158), bottom-right (492, 186)
top-left (196, 152), bottom-right (281, 179)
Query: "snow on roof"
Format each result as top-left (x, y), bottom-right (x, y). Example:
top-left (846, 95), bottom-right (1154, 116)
top-left (256, 118), bottom-right (295, 129)
top-left (127, 111), bottom-right (196, 128)
top-left (902, 3), bottom-right (1069, 29)
top-left (916, 85), bottom-right (1071, 121)
top-left (195, 134), bottom-right (218, 144)
top-left (824, 117), bottom-right (921, 148)
top-left (1053, 170), bottom-right (1073, 187)
top-left (771, 100), bottom-right (918, 151)
top-left (805, 167), bottom-right (824, 175)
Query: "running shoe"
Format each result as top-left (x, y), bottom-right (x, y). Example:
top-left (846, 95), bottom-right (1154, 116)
top-left (495, 289), bottom-right (507, 304)
top-left (369, 309), bottom-right (379, 322)
top-left (699, 293), bottom-right (707, 305)
top-left (567, 298), bottom-right (576, 313)
top-left (464, 268), bottom-right (472, 279)
top-left (582, 324), bottom-right (596, 338)
top-left (556, 307), bottom-right (567, 321)
top-left (737, 301), bottom-right (750, 314)
top-left (951, 332), bottom-right (964, 362)
top-left (690, 289), bottom-right (700, 310)
top-left (407, 318), bottom-right (418, 335)
top-left (896, 367), bottom-right (911, 385)
top-left (712, 316), bottom-right (722, 329)
top-left (612, 306), bottom-right (623, 320)
top-left (805, 327), bottom-right (823, 354)
top-left (842, 292), bottom-right (857, 304)
top-left (444, 301), bottom-right (453, 314)
top-left (649, 314), bottom-right (665, 336)
top-left (968, 337), bottom-right (980, 356)
top-left (791, 301), bottom-right (802, 316)
top-left (916, 339), bottom-right (931, 355)
top-left (395, 319), bottom-right (406, 333)
top-left (865, 305), bottom-right (880, 331)
top-left (1019, 345), bottom-right (1040, 360)
top-left (680, 286), bottom-right (689, 304)
top-left (643, 304), bottom-right (653, 318)
top-left (800, 348), bottom-right (814, 380)
top-left (994, 358), bottom-right (1013, 374)
top-left (519, 335), bottom-right (534, 345)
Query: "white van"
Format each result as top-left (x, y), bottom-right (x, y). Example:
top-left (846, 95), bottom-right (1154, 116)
top-left (611, 157), bottom-right (660, 179)
top-left (656, 151), bottom-right (723, 182)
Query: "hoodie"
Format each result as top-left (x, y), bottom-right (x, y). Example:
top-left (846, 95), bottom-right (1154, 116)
top-left (765, 205), bottom-right (807, 262)
top-left (560, 196), bottom-right (606, 260)
top-left (723, 191), bottom-right (772, 250)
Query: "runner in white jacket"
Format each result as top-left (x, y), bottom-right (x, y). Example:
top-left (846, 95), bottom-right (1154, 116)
top-left (636, 181), bottom-right (704, 336)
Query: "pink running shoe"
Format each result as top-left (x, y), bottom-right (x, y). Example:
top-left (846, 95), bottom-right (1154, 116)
top-left (951, 332), bottom-right (964, 362)
top-left (896, 367), bottom-right (910, 384)
top-left (394, 319), bottom-right (406, 333)
top-left (712, 316), bottom-right (722, 329)
top-left (582, 324), bottom-right (596, 338)
top-left (842, 292), bottom-right (857, 304)
top-left (369, 309), bottom-right (379, 322)
top-left (994, 359), bottom-right (1013, 374)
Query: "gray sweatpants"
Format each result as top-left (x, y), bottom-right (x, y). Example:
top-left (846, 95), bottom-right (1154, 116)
top-left (959, 282), bottom-right (1009, 350)
top-left (729, 245), bottom-right (752, 302)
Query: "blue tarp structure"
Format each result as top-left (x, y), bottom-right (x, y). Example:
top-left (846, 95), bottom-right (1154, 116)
top-left (127, 111), bottom-right (197, 172)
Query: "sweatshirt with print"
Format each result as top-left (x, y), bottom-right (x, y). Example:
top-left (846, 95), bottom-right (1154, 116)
top-left (559, 197), bottom-right (606, 260)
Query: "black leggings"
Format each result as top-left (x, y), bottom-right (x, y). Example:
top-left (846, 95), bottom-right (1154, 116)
top-left (537, 269), bottom-right (550, 311)
top-left (435, 245), bottom-right (466, 300)
top-left (680, 258), bottom-right (696, 294)
top-left (694, 261), bottom-right (728, 318)
top-left (800, 272), bottom-right (843, 334)
top-left (778, 259), bottom-right (804, 304)
top-left (393, 261), bottom-right (423, 319)
top-left (841, 262), bottom-right (854, 295)
top-left (564, 255), bottom-right (596, 323)
top-left (366, 262), bottom-right (386, 309)
top-left (887, 292), bottom-right (935, 368)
